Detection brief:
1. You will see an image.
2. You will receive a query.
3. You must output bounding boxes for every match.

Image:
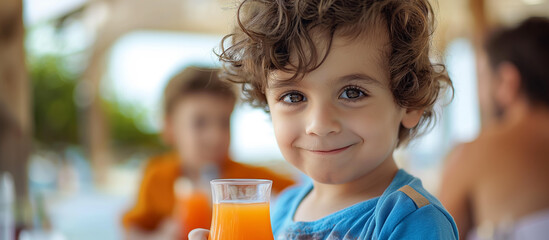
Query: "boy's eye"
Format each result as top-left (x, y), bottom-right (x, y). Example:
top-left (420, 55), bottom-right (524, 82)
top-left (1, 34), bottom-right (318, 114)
top-left (280, 92), bottom-right (306, 103)
top-left (340, 87), bottom-right (366, 100)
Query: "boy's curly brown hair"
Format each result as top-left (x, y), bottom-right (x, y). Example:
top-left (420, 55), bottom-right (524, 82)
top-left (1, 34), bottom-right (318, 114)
top-left (217, 0), bottom-right (453, 145)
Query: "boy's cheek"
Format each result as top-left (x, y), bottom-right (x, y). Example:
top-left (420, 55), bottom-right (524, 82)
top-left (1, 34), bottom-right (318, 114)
top-left (271, 114), bottom-right (302, 148)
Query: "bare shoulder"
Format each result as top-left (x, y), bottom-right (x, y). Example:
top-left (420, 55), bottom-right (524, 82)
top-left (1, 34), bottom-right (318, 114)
top-left (450, 128), bottom-right (509, 166)
top-left (440, 135), bottom-right (496, 192)
top-left (443, 141), bottom-right (479, 175)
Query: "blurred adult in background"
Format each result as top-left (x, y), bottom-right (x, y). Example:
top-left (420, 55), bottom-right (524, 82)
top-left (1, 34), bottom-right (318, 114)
top-left (121, 67), bottom-right (295, 239)
top-left (439, 17), bottom-right (549, 240)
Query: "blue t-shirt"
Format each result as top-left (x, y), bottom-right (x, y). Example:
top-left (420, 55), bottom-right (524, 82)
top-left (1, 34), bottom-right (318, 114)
top-left (271, 169), bottom-right (458, 239)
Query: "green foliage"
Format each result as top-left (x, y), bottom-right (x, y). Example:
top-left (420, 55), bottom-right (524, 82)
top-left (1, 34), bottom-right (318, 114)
top-left (30, 55), bottom-right (79, 147)
top-left (29, 54), bottom-right (164, 153)
top-left (102, 100), bottom-right (164, 150)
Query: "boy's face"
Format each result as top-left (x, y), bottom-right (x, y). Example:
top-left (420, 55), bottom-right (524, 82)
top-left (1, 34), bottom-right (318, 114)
top-left (164, 92), bottom-right (234, 168)
top-left (265, 29), bottom-right (422, 184)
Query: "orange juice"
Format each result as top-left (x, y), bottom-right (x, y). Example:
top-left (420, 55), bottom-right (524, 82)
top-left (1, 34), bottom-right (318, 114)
top-left (178, 191), bottom-right (212, 240)
top-left (209, 202), bottom-right (274, 240)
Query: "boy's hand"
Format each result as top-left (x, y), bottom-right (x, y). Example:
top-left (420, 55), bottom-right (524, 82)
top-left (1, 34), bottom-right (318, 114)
top-left (188, 229), bottom-right (209, 240)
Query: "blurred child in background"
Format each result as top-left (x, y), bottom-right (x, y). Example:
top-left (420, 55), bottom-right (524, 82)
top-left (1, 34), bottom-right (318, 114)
top-left (122, 67), bottom-right (295, 239)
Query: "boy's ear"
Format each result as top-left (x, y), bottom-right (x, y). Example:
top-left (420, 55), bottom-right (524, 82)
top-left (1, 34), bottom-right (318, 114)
top-left (162, 117), bottom-right (174, 145)
top-left (401, 108), bottom-right (423, 129)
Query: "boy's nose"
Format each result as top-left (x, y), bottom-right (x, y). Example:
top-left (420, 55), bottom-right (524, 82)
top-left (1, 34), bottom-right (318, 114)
top-left (305, 103), bottom-right (341, 137)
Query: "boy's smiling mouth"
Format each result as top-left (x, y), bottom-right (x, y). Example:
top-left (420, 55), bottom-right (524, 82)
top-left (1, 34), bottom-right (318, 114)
top-left (305, 144), bottom-right (356, 155)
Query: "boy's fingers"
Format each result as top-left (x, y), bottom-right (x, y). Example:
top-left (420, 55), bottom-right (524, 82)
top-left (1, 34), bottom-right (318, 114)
top-left (188, 229), bottom-right (209, 240)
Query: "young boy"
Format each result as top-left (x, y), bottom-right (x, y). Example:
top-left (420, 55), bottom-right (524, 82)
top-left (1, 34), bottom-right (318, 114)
top-left (122, 67), bottom-right (295, 239)
top-left (190, 0), bottom-right (458, 239)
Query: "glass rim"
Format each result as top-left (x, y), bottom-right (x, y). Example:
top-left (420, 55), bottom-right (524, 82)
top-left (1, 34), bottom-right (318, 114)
top-left (210, 179), bottom-right (272, 185)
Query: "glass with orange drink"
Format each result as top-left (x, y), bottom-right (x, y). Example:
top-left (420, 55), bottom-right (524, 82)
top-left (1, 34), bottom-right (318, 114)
top-left (208, 179), bottom-right (274, 240)
top-left (175, 178), bottom-right (212, 240)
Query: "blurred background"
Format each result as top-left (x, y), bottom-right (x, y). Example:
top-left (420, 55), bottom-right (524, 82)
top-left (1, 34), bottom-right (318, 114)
top-left (1, 0), bottom-right (548, 239)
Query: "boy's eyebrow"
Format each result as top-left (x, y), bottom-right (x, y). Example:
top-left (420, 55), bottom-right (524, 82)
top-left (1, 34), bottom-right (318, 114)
top-left (267, 78), bottom-right (302, 90)
top-left (338, 73), bottom-right (382, 86)
top-left (267, 73), bottom-right (382, 89)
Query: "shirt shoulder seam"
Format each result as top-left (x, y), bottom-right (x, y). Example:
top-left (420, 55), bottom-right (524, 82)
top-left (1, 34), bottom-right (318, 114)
top-left (397, 185), bottom-right (430, 209)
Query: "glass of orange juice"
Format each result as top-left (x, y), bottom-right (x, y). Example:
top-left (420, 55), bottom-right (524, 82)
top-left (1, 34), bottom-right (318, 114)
top-left (175, 178), bottom-right (212, 240)
top-left (208, 179), bottom-right (274, 240)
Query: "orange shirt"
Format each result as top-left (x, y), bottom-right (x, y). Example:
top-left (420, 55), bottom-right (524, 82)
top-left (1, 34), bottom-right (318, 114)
top-left (122, 152), bottom-right (295, 231)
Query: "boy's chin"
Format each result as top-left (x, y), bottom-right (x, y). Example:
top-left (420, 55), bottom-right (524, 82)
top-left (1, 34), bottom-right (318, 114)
top-left (306, 170), bottom-right (356, 185)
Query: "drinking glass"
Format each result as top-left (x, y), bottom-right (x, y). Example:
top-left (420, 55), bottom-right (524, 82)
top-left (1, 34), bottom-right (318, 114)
top-left (208, 179), bottom-right (274, 240)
